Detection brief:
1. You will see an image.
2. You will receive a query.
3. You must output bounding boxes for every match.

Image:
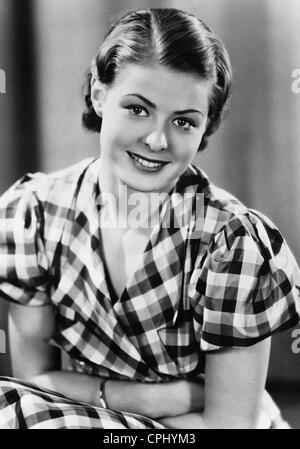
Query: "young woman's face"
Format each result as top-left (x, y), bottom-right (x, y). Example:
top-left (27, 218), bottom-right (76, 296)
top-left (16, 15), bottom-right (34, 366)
top-left (95, 63), bottom-right (212, 193)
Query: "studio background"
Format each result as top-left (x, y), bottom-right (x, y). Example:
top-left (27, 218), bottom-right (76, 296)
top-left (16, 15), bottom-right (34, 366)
top-left (0, 0), bottom-right (300, 425)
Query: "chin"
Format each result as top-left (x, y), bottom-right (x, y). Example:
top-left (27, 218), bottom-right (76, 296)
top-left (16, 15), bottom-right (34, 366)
top-left (119, 166), bottom-right (178, 193)
top-left (121, 178), bottom-right (169, 193)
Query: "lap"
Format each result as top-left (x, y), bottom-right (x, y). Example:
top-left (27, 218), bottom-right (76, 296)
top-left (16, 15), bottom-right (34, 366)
top-left (0, 376), bottom-right (164, 429)
top-left (0, 376), bottom-right (290, 429)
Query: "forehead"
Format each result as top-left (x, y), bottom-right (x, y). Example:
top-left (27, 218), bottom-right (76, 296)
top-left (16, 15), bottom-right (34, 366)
top-left (110, 63), bottom-right (212, 113)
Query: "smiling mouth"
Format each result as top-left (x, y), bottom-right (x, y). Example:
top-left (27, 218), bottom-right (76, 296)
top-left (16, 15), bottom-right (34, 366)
top-left (127, 151), bottom-right (170, 172)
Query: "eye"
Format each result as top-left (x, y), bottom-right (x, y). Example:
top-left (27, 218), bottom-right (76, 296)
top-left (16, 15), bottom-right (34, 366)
top-left (173, 118), bottom-right (195, 130)
top-left (125, 104), bottom-right (148, 117)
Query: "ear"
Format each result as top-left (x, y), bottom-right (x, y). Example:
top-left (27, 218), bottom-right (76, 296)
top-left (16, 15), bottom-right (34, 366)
top-left (90, 78), bottom-right (107, 117)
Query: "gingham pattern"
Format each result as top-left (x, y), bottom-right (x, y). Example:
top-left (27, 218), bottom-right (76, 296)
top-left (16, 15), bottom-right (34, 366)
top-left (0, 377), bottom-right (164, 429)
top-left (0, 376), bottom-right (290, 429)
top-left (0, 157), bottom-right (299, 427)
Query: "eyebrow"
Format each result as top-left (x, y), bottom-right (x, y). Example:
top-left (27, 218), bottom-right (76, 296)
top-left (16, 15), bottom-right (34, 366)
top-left (123, 93), bottom-right (204, 116)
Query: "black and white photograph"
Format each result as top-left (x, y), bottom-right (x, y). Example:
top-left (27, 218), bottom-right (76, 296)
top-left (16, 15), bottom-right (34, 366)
top-left (0, 0), bottom-right (300, 431)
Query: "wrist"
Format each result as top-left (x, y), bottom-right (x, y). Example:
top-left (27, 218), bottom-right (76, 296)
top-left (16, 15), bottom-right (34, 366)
top-left (98, 378), bottom-right (108, 409)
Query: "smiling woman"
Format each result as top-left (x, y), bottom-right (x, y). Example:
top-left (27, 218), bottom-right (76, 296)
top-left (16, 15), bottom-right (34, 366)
top-left (92, 64), bottom-right (212, 194)
top-left (0, 8), bottom-right (299, 429)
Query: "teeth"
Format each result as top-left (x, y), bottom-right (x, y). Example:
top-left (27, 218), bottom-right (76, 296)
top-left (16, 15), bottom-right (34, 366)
top-left (129, 152), bottom-right (165, 169)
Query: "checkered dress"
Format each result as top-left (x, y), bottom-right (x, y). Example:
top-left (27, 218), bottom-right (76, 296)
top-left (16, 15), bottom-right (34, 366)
top-left (0, 157), bottom-right (299, 428)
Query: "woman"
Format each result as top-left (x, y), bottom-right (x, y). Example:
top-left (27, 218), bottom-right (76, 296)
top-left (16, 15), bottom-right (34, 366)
top-left (0, 8), bottom-right (299, 429)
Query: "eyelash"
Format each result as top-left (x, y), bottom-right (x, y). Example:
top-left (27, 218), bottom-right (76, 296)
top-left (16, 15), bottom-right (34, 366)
top-left (124, 104), bottom-right (196, 130)
top-left (173, 118), bottom-right (195, 130)
top-left (125, 104), bottom-right (148, 117)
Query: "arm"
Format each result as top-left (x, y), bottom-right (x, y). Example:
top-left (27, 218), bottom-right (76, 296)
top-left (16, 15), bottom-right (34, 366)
top-left (8, 302), bottom-right (204, 418)
top-left (8, 302), bottom-right (61, 378)
top-left (159, 338), bottom-right (271, 429)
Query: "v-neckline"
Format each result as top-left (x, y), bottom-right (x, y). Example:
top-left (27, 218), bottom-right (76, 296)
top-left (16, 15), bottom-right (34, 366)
top-left (89, 159), bottom-right (201, 306)
top-left (97, 209), bottom-right (162, 305)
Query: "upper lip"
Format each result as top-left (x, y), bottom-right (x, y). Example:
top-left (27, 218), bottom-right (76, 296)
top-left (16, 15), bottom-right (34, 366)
top-left (127, 151), bottom-right (170, 164)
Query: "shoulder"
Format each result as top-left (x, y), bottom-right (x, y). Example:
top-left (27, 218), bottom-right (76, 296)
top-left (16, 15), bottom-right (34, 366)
top-left (183, 165), bottom-right (260, 246)
top-left (192, 165), bottom-right (298, 275)
top-left (187, 167), bottom-right (300, 349)
top-left (195, 165), bottom-right (248, 222)
top-left (198, 168), bottom-right (294, 266)
top-left (185, 165), bottom-right (291, 245)
top-left (22, 157), bottom-right (97, 200)
top-left (0, 157), bottom-right (97, 215)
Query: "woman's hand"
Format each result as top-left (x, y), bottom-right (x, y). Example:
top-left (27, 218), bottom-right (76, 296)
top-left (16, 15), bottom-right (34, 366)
top-left (153, 379), bottom-right (204, 418)
top-left (158, 413), bottom-right (205, 429)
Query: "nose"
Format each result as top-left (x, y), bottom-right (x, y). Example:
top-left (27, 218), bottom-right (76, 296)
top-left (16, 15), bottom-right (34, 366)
top-left (144, 128), bottom-right (168, 152)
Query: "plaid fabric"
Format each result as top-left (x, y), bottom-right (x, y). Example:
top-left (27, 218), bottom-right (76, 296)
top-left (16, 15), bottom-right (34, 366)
top-left (0, 157), bottom-right (299, 427)
top-left (0, 157), bottom-right (299, 371)
top-left (0, 377), bottom-right (164, 429)
top-left (0, 377), bottom-right (291, 429)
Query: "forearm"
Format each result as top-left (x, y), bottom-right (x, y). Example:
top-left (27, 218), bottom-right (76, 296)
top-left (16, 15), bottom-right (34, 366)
top-left (29, 370), bottom-right (154, 414)
top-left (29, 371), bottom-right (204, 419)
top-left (105, 378), bottom-right (204, 419)
top-left (29, 371), bottom-right (102, 406)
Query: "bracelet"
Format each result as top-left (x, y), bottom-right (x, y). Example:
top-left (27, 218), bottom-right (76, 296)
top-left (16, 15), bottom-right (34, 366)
top-left (99, 379), bottom-right (108, 409)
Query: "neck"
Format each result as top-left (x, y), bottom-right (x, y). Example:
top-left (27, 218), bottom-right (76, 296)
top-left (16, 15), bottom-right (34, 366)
top-left (98, 162), bottom-right (167, 232)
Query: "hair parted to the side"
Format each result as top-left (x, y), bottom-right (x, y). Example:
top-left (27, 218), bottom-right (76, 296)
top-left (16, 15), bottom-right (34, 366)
top-left (82, 8), bottom-right (232, 151)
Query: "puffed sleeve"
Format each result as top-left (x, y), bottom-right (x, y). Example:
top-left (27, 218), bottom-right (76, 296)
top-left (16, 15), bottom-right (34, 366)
top-left (0, 175), bottom-right (51, 306)
top-left (191, 210), bottom-right (300, 351)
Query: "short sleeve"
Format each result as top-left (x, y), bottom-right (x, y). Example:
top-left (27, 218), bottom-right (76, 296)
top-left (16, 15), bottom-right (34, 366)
top-left (191, 211), bottom-right (300, 351)
top-left (0, 175), bottom-right (51, 306)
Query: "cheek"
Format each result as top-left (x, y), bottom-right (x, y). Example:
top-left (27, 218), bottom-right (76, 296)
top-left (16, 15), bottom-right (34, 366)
top-left (100, 125), bottom-right (137, 155)
top-left (102, 112), bottom-right (141, 145)
top-left (171, 136), bottom-right (201, 163)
